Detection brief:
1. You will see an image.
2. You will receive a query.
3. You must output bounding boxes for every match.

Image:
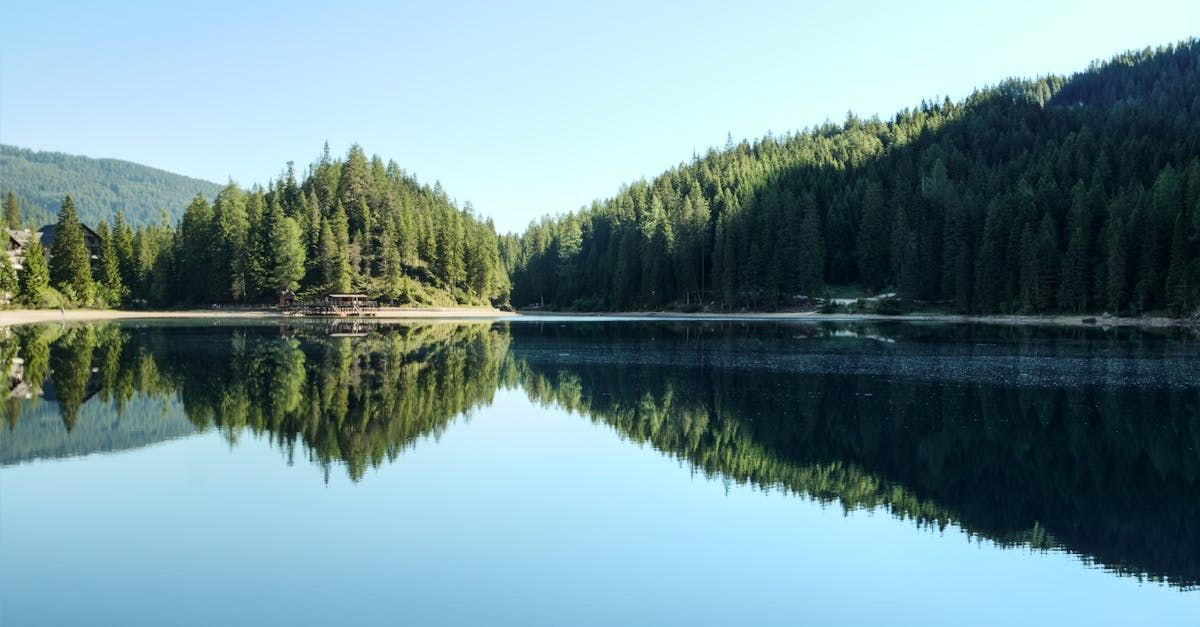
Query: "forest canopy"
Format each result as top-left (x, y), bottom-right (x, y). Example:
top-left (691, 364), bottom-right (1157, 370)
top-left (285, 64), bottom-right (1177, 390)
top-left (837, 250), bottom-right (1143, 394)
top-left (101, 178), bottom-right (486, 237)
top-left (505, 39), bottom-right (1200, 316)
top-left (6, 40), bottom-right (1200, 316)
top-left (10, 145), bottom-right (510, 308)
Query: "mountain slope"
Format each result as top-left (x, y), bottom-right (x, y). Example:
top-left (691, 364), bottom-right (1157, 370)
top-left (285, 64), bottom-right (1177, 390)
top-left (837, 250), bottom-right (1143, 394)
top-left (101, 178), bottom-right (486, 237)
top-left (507, 39), bottom-right (1200, 316)
top-left (0, 145), bottom-right (222, 227)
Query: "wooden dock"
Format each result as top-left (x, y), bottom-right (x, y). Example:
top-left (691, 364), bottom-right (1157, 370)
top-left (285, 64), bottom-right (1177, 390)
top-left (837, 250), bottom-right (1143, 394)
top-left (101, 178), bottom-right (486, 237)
top-left (282, 294), bottom-right (379, 318)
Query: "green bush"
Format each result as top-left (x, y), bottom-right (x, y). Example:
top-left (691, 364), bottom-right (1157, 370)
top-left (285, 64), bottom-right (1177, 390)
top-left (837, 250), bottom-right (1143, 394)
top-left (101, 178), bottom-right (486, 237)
top-left (872, 298), bottom-right (910, 316)
top-left (817, 301), bottom-right (842, 314)
top-left (33, 287), bottom-right (66, 309)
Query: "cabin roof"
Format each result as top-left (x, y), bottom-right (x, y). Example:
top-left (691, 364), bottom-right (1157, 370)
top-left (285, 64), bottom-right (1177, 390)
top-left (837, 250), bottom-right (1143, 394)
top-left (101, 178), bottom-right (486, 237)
top-left (7, 229), bottom-right (36, 248)
top-left (327, 293), bottom-right (369, 299)
top-left (37, 223), bottom-right (102, 248)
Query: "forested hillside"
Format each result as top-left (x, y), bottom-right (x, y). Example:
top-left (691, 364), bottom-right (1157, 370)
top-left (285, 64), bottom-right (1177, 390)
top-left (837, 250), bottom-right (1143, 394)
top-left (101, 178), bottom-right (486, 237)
top-left (6, 144), bottom-right (509, 308)
top-left (0, 145), bottom-right (222, 227)
top-left (507, 40), bottom-right (1200, 316)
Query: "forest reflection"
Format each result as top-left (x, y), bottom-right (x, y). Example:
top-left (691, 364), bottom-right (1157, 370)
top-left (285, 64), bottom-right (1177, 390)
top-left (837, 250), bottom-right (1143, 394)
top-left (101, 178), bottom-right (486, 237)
top-left (3, 321), bottom-right (511, 480)
top-left (2, 320), bottom-right (1197, 589)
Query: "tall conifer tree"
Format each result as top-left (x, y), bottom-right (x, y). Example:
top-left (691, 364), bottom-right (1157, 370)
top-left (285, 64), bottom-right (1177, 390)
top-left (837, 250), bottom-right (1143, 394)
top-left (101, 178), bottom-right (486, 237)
top-left (47, 195), bottom-right (94, 302)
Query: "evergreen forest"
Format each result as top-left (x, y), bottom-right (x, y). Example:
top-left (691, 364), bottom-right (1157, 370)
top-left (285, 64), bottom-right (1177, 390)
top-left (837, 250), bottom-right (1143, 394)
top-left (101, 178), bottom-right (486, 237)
top-left (0, 144), bottom-right (222, 227)
top-left (5, 40), bottom-right (1200, 316)
top-left (3, 145), bottom-right (510, 308)
top-left (506, 40), bottom-right (1200, 316)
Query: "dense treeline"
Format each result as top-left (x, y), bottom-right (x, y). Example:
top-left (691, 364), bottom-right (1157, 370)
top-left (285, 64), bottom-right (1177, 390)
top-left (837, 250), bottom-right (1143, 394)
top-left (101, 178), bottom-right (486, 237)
top-left (508, 40), bottom-right (1200, 315)
top-left (0, 144), bottom-right (222, 227)
top-left (6, 145), bottom-right (510, 308)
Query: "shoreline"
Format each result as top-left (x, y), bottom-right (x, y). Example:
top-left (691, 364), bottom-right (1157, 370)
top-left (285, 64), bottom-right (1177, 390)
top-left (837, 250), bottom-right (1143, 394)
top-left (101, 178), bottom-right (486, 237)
top-left (0, 307), bottom-right (517, 328)
top-left (0, 307), bottom-right (1189, 329)
top-left (514, 309), bottom-right (1190, 328)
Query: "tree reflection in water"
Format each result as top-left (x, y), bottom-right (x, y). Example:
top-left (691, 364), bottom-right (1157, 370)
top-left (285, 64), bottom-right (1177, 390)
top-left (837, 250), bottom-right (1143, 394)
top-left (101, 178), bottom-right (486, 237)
top-left (2, 320), bottom-right (1197, 588)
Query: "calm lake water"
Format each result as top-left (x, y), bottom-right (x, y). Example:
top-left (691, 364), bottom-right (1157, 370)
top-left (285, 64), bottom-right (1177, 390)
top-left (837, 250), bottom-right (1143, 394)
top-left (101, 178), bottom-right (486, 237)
top-left (1, 319), bottom-right (1198, 625)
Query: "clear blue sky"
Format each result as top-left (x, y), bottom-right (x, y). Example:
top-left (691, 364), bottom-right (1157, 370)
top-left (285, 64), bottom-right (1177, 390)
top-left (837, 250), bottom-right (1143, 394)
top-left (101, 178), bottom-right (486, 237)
top-left (2, 1), bottom-right (1197, 233)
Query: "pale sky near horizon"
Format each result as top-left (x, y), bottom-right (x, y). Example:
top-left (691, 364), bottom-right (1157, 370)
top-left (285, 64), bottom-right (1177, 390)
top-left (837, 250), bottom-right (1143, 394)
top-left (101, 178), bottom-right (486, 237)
top-left (2, 1), bottom-right (1197, 233)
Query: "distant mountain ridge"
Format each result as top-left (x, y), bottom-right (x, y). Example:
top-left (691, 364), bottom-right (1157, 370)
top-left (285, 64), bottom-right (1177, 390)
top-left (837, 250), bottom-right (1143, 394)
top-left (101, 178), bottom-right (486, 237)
top-left (0, 144), bottom-right (222, 228)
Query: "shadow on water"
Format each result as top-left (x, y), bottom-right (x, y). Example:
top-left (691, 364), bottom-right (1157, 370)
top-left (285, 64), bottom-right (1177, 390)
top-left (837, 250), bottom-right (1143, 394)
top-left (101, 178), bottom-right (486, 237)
top-left (2, 319), bottom-right (1198, 589)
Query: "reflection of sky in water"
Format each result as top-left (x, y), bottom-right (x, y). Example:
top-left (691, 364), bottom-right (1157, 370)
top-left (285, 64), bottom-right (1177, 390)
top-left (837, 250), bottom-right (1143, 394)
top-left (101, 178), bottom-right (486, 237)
top-left (1, 389), bottom-right (1196, 626)
top-left (2, 321), bottom-right (1198, 625)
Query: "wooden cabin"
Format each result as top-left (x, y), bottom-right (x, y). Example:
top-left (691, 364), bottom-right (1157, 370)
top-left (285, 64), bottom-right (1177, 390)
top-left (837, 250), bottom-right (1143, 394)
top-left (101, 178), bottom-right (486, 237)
top-left (7, 224), bottom-right (104, 274)
top-left (38, 223), bottom-right (103, 264)
top-left (6, 229), bottom-right (38, 271)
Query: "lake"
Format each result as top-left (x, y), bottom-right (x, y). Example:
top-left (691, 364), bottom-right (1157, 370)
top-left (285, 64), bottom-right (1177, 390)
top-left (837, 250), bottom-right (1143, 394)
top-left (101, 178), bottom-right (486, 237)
top-left (1, 319), bottom-right (1197, 626)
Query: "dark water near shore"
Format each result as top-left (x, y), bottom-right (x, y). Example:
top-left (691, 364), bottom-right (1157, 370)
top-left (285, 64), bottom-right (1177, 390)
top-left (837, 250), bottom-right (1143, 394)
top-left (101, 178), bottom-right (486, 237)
top-left (1, 319), bottom-right (1198, 625)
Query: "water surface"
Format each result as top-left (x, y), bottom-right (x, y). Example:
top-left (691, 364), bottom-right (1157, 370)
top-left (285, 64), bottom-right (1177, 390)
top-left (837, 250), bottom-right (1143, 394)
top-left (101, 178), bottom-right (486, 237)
top-left (2, 319), bottom-right (1197, 625)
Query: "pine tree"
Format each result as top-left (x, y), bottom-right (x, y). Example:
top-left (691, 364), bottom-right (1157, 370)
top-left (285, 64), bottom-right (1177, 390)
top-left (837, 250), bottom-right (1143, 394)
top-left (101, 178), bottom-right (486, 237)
top-left (639, 195), bottom-right (674, 306)
top-left (557, 217), bottom-right (583, 301)
top-left (376, 215), bottom-right (405, 300)
top-left (1033, 215), bottom-right (1059, 312)
top-left (1138, 166), bottom-right (1181, 311)
top-left (4, 191), bottom-right (20, 230)
top-left (1165, 205), bottom-right (1196, 315)
top-left (302, 190), bottom-right (322, 266)
top-left (129, 219), bottom-right (173, 304)
top-left (268, 216), bottom-right (306, 292)
top-left (213, 184), bottom-right (250, 301)
top-left (111, 213), bottom-right (137, 294)
top-left (176, 194), bottom-right (216, 303)
top-left (892, 204), bottom-right (919, 298)
top-left (942, 199), bottom-right (973, 312)
top-left (1058, 184), bottom-right (1091, 312)
top-left (243, 190), bottom-right (270, 299)
top-left (857, 180), bottom-right (890, 292)
top-left (674, 186), bottom-right (712, 304)
top-left (147, 230), bottom-right (177, 305)
top-left (358, 198), bottom-right (374, 267)
top-left (47, 196), bottom-right (94, 303)
top-left (95, 222), bottom-right (125, 306)
top-left (649, 217), bottom-right (676, 306)
top-left (338, 145), bottom-right (372, 239)
top-left (18, 239), bottom-right (50, 305)
top-left (320, 204), bottom-right (353, 293)
top-left (759, 189), bottom-right (787, 300)
top-left (1018, 223), bottom-right (1037, 312)
top-left (431, 209), bottom-right (468, 292)
top-left (796, 195), bottom-right (825, 294)
top-left (0, 247), bottom-right (17, 302)
top-left (974, 200), bottom-right (1007, 312)
top-left (396, 203), bottom-right (417, 268)
top-left (1106, 217), bottom-right (1129, 313)
top-left (612, 226), bottom-right (641, 308)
